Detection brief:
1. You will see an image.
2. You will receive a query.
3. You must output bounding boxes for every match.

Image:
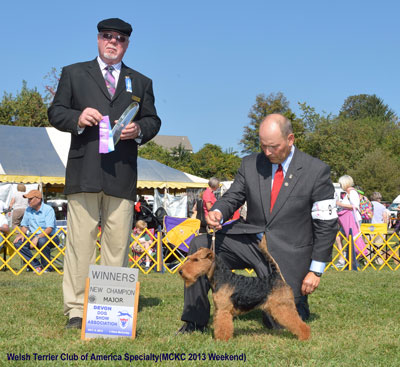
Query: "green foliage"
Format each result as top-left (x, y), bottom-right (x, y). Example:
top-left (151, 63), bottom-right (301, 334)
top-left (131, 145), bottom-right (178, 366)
top-left (240, 92), bottom-right (306, 154)
top-left (0, 81), bottom-right (49, 127)
top-left (339, 94), bottom-right (397, 122)
top-left (190, 144), bottom-right (241, 180)
top-left (349, 148), bottom-right (400, 201)
top-left (139, 142), bottom-right (241, 181)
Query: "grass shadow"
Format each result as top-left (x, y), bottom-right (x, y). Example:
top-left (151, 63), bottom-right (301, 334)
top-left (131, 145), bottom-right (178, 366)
top-left (138, 296), bottom-right (162, 311)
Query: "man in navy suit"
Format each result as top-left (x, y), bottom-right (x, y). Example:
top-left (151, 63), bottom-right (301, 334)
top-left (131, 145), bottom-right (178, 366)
top-left (48, 18), bottom-right (161, 329)
top-left (178, 113), bottom-right (338, 334)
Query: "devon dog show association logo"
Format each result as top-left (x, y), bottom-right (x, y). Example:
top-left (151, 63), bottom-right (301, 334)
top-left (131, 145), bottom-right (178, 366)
top-left (117, 311), bottom-right (132, 329)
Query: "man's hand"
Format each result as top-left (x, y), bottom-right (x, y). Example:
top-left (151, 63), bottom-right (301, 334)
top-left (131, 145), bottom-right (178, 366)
top-left (78, 108), bottom-right (103, 128)
top-left (30, 236), bottom-right (39, 249)
top-left (120, 122), bottom-right (141, 140)
top-left (13, 234), bottom-right (24, 243)
top-left (301, 272), bottom-right (321, 296)
top-left (206, 210), bottom-right (223, 231)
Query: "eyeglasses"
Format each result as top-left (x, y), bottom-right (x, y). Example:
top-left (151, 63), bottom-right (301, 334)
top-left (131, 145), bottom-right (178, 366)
top-left (99, 32), bottom-right (128, 43)
top-left (28, 197), bottom-right (39, 201)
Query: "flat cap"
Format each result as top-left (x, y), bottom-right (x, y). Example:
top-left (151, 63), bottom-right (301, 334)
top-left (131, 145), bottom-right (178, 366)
top-left (97, 18), bottom-right (132, 37)
top-left (23, 189), bottom-right (42, 199)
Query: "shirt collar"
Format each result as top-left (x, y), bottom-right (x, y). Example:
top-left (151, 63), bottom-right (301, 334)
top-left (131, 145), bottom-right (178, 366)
top-left (272, 145), bottom-right (295, 177)
top-left (97, 56), bottom-right (122, 72)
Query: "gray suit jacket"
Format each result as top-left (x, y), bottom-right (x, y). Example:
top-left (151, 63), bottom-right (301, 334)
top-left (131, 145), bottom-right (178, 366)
top-left (213, 149), bottom-right (338, 298)
top-left (48, 59), bottom-right (161, 201)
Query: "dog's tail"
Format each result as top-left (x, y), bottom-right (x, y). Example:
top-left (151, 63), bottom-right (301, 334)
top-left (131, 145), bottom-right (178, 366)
top-left (258, 234), bottom-right (286, 282)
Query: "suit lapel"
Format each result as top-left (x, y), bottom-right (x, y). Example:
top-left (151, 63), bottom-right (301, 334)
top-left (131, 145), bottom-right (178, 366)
top-left (86, 58), bottom-right (111, 100)
top-left (113, 63), bottom-right (133, 101)
top-left (256, 154), bottom-right (272, 223)
top-left (269, 149), bottom-right (303, 221)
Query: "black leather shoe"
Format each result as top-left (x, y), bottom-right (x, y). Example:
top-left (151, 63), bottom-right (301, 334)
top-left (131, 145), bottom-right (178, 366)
top-left (176, 322), bottom-right (206, 335)
top-left (65, 317), bottom-right (83, 329)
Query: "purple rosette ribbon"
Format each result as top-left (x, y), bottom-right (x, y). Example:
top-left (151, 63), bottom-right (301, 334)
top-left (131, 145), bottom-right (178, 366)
top-left (99, 116), bottom-right (115, 154)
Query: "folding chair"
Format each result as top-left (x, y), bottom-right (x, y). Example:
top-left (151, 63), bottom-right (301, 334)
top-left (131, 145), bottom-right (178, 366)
top-left (360, 223), bottom-right (388, 265)
top-left (162, 216), bottom-right (200, 271)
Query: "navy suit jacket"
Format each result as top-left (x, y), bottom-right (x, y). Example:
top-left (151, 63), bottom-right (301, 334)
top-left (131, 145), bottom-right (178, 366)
top-left (213, 149), bottom-right (338, 298)
top-left (48, 58), bottom-right (161, 200)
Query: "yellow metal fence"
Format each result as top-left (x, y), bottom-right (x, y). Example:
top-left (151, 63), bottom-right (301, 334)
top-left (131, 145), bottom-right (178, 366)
top-left (1, 226), bottom-right (399, 275)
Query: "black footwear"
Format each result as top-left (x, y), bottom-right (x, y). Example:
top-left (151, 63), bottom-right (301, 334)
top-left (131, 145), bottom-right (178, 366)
top-left (262, 312), bottom-right (283, 330)
top-left (176, 322), bottom-right (206, 335)
top-left (65, 317), bottom-right (83, 329)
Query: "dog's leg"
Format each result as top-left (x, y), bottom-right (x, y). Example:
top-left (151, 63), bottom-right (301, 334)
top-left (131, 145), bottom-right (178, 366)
top-left (212, 285), bottom-right (235, 341)
top-left (263, 286), bottom-right (311, 341)
top-left (213, 309), bottom-right (234, 341)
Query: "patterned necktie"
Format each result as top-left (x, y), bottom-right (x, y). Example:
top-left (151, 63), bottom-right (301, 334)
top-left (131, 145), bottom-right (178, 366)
top-left (104, 66), bottom-right (116, 97)
top-left (270, 164), bottom-right (284, 212)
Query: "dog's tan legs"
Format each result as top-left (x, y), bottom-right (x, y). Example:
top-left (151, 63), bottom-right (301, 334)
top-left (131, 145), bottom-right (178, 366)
top-left (213, 309), bottom-right (234, 341)
top-left (212, 285), bottom-right (235, 341)
top-left (263, 287), bottom-right (311, 341)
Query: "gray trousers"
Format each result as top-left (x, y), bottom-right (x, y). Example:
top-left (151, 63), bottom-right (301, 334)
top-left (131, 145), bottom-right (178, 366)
top-left (180, 232), bottom-right (309, 326)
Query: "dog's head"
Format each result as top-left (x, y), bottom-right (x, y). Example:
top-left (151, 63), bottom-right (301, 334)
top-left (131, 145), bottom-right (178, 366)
top-left (178, 247), bottom-right (215, 287)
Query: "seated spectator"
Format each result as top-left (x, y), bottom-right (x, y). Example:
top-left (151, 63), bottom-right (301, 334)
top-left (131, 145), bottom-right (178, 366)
top-left (0, 213), bottom-right (9, 252)
top-left (8, 184), bottom-right (28, 228)
top-left (369, 192), bottom-right (388, 265)
top-left (371, 192), bottom-right (388, 224)
top-left (132, 220), bottom-right (153, 270)
top-left (13, 190), bottom-right (59, 272)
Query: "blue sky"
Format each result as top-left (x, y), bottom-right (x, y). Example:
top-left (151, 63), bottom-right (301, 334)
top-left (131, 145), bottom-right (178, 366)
top-left (2, 0), bottom-right (399, 154)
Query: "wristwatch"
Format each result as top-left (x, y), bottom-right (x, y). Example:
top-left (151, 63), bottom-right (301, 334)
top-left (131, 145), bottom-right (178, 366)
top-left (312, 271), bottom-right (322, 277)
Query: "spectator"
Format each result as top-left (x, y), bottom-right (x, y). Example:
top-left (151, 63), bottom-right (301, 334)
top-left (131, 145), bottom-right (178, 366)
top-left (371, 192), bottom-right (388, 224)
top-left (202, 177), bottom-right (220, 219)
top-left (132, 220), bottom-right (153, 270)
top-left (8, 184), bottom-right (28, 228)
top-left (0, 213), bottom-right (9, 252)
top-left (336, 175), bottom-right (362, 225)
top-left (369, 191), bottom-right (388, 265)
top-left (336, 175), bottom-right (367, 259)
top-left (191, 191), bottom-right (207, 233)
top-left (13, 190), bottom-right (59, 272)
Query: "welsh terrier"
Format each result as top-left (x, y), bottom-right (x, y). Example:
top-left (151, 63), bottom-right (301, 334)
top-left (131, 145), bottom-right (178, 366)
top-left (179, 235), bottom-right (311, 341)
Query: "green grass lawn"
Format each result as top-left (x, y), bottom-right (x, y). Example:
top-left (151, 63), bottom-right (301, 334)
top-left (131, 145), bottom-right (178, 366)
top-left (0, 269), bottom-right (399, 367)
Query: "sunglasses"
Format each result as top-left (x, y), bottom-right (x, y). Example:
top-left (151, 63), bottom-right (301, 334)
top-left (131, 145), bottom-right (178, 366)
top-left (99, 32), bottom-right (128, 43)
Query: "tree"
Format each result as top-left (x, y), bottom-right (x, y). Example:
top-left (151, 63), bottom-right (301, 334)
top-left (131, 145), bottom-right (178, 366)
top-left (0, 81), bottom-right (49, 127)
top-left (138, 141), bottom-right (170, 164)
top-left (190, 144), bottom-right (241, 180)
top-left (339, 94), bottom-right (397, 122)
top-left (43, 67), bottom-right (61, 104)
top-left (349, 148), bottom-right (400, 201)
top-left (240, 92), bottom-right (305, 154)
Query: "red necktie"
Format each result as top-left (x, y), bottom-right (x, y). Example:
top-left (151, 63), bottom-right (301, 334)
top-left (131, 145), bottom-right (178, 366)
top-left (270, 164), bottom-right (284, 212)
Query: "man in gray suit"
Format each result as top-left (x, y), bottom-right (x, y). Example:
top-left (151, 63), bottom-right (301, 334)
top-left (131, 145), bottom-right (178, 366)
top-left (48, 18), bottom-right (161, 329)
top-left (178, 113), bottom-right (338, 333)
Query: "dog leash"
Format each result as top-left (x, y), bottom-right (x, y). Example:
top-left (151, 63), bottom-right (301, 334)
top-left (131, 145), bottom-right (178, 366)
top-left (206, 226), bottom-right (216, 254)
